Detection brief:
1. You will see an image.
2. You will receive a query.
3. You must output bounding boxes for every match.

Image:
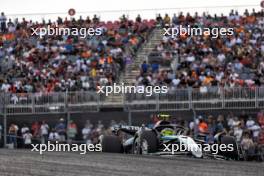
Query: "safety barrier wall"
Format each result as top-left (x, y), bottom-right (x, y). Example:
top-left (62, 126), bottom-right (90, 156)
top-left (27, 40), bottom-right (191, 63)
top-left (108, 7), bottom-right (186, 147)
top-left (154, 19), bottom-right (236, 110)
top-left (124, 86), bottom-right (264, 112)
top-left (0, 86), bottom-right (263, 115)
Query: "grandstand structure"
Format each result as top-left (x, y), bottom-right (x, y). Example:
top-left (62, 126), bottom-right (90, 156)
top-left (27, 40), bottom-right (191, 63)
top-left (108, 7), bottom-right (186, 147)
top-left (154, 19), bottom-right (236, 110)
top-left (0, 6), bottom-right (263, 116)
top-left (0, 4), bottom-right (263, 147)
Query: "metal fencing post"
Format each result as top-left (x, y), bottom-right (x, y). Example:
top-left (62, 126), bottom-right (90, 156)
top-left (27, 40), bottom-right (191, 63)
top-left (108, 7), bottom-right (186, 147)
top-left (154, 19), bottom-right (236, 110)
top-left (32, 93), bottom-right (35, 114)
top-left (65, 90), bottom-right (70, 144)
top-left (156, 93), bottom-right (160, 112)
top-left (3, 93), bottom-right (7, 147)
top-left (128, 110), bottom-right (132, 125)
top-left (192, 108), bottom-right (197, 138)
top-left (255, 87), bottom-right (258, 108)
top-left (188, 87), bottom-right (193, 110)
top-left (221, 87), bottom-right (225, 109)
top-left (97, 93), bottom-right (100, 112)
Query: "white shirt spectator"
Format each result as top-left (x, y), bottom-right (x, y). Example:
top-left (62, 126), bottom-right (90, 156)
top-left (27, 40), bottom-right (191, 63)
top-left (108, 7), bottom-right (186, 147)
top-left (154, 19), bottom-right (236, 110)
top-left (249, 124), bottom-right (261, 139)
top-left (23, 132), bottom-right (33, 144)
top-left (246, 119), bottom-right (255, 128)
top-left (227, 117), bottom-right (234, 129)
top-left (11, 94), bottom-right (19, 104)
top-left (186, 55), bottom-right (195, 62)
top-left (172, 78), bottom-right (180, 86)
top-left (82, 125), bottom-right (92, 144)
top-left (217, 53), bottom-right (226, 63)
top-left (21, 126), bottom-right (30, 135)
top-left (1, 83), bottom-right (10, 92)
top-left (40, 124), bottom-right (49, 136)
top-left (234, 127), bottom-right (243, 142)
top-left (0, 14), bottom-right (7, 24)
top-left (200, 86), bottom-right (208, 93)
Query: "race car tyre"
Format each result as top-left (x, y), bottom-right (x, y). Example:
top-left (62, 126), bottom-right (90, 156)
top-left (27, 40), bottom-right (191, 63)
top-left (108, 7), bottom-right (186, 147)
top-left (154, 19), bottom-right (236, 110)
top-left (101, 135), bottom-right (122, 153)
top-left (133, 131), bottom-right (158, 154)
top-left (220, 136), bottom-right (239, 160)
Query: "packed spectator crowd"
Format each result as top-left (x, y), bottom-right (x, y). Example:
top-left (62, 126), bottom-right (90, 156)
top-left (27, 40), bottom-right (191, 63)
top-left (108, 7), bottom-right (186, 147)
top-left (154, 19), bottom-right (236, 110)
top-left (138, 9), bottom-right (264, 92)
top-left (1, 9), bottom-right (264, 96)
top-left (0, 12), bottom-right (154, 94)
top-left (1, 118), bottom-right (126, 148)
top-left (1, 110), bottom-right (264, 160)
top-left (149, 110), bottom-right (264, 159)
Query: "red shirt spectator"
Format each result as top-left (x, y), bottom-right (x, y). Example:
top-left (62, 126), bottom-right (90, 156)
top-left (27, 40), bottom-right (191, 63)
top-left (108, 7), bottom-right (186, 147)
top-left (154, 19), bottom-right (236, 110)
top-left (31, 121), bottom-right (40, 137)
top-left (257, 111), bottom-right (264, 126)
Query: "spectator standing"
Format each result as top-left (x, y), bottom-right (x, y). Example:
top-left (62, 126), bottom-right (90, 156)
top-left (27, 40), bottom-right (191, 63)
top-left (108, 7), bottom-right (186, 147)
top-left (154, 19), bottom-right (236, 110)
top-left (23, 130), bottom-right (33, 148)
top-left (67, 120), bottom-right (77, 143)
top-left (8, 123), bottom-right (18, 148)
top-left (215, 115), bottom-right (225, 133)
top-left (233, 122), bottom-right (243, 142)
top-left (164, 14), bottom-right (171, 26)
top-left (40, 121), bottom-right (49, 144)
top-left (206, 115), bottom-right (216, 144)
top-left (257, 110), bottom-right (264, 127)
top-left (90, 128), bottom-right (100, 144)
top-left (151, 62), bottom-right (159, 73)
top-left (21, 124), bottom-right (29, 147)
top-left (55, 118), bottom-right (66, 143)
top-left (198, 117), bottom-right (208, 134)
top-left (241, 132), bottom-right (255, 160)
top-left (21, 124), bottom-right (29, 136)
top-left (136, 15), bottom-right (141, 23)
top-left (258, 125), bottom-right (264, 145)
top-left (141, 61), bottom-right (149, 74)
top-left (82, 121), bottom-right (93, 144)
top-left (0, 12), bottom-right (7, 33)
top-left (156, 14), bottom-right (163, 26)
top-left (246, 117), bottom-right (261, 142)
top-left (31, 121), bottom-right (40, 138)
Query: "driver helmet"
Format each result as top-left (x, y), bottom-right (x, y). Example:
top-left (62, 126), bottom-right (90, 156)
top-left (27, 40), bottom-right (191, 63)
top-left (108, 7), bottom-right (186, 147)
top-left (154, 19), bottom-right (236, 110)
top-left (160, 128), bottom-right (176, 136)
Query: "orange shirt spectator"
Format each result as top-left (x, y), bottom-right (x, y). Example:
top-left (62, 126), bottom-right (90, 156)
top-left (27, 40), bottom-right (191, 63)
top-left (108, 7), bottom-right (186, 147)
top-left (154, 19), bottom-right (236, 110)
top-left (81, 51), bottom-right (91, 58)
top-left (130, 37), bottom-right (138, 45)
top-left (99, 58), bottom-right (105, 65)
top-left (107, 56), bottom-right (113, 64)
top-left (198, 121), bottom-right (208, 133)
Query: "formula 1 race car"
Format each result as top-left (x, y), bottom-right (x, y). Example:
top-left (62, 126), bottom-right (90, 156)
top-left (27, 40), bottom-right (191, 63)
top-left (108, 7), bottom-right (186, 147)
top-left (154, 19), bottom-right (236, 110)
top-left (100, 114), bottom-right (246, 160)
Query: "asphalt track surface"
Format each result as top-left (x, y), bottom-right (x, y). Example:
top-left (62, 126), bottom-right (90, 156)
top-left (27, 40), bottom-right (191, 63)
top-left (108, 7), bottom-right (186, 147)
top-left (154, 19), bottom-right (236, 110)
top-left (0, 149), bottom-right (263, 176)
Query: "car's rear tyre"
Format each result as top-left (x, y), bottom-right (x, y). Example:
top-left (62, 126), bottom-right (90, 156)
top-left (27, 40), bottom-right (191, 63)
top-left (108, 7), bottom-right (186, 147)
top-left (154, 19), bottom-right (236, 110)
top-left (133, 131), bottom-right (158, 154)
top-left (101, 135), bottom-right (122, 153)
top-left (220, 136), bottom-right (239, 160)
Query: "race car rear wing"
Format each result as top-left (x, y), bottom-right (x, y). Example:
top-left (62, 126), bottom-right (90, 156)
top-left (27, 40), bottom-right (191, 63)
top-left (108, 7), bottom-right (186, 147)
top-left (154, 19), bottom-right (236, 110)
top-left (111, 125), bottom-right (143, 135)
